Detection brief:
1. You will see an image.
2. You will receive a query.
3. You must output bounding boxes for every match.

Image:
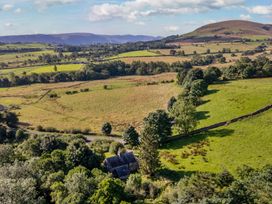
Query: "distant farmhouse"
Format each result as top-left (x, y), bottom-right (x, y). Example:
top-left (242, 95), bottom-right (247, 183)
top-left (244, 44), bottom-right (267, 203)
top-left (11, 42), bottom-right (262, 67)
top-left (104, 152), bottom-right (139, 180)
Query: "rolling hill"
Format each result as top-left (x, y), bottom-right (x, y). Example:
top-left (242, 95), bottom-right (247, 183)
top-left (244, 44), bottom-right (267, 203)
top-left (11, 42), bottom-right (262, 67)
top-left (0, 33), bottom-right (161, 45)
top-left (166, 20), bottom-right (272, 43)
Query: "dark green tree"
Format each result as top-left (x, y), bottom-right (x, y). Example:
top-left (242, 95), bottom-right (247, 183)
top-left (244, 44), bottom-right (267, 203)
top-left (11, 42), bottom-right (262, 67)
top-left (143, 110), bottom-right (172, 145)
top-left (90, 178), bottom-right (127, 204)
top-left (138, 122), bottom-right (160, 176)
top-left (123, 126), bottom-right (139, 147)
top-left (204, 66), bottom-right (222, 84)
top-left (101, 122), bottom-right (112, 135)
top-left (170, 99), bottom-right (198, 135)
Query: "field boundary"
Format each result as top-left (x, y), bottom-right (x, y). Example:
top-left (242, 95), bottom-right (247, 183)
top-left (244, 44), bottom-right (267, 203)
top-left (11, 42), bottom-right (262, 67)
top-left (166, 103), bottom-right (272, 142)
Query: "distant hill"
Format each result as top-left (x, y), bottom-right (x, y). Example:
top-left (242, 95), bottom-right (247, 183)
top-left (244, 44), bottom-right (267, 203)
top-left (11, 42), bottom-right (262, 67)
top-left (0, 33), bottom-right (162, 45)
top-left (165, 20), bottom-right (272, 43)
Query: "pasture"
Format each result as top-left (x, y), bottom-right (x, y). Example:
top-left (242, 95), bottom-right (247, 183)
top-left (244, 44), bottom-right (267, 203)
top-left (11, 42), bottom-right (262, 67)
top-left (0, 64), bottom-right (83, 76)
top-left (109, 50), bottom-right (161, 59)
top-left (158, 41), bottom-right (267, 55)
top-left (0, 73), bottom-right (179, 133)
top-left (160, 77), bottom-right (272, 177)
top-left (119, 56), bottom-right (191, 64)
top-left (161, 109), bottom-right (272, 175)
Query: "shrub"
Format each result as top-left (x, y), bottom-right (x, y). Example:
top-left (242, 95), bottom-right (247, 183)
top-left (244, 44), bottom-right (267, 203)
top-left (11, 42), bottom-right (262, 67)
top-left (15, 129), bottom-right (27, 142)
top-left (36, 125), bottom-right (44, 131)
top-left (101, 122), bottom-right (112, 135)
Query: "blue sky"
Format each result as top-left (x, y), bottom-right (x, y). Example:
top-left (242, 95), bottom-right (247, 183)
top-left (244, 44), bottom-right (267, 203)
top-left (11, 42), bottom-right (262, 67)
top-left (0, 0), bottom-right (271, 36)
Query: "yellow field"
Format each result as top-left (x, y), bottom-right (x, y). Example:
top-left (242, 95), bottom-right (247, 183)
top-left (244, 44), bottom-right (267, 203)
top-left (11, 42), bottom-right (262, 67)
top-left (0, 73), bottom-right (179, 134)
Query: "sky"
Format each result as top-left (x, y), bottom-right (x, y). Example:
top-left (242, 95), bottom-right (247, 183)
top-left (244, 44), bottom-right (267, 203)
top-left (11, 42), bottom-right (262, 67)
top-left (0, 0), bottom-right (271, 36)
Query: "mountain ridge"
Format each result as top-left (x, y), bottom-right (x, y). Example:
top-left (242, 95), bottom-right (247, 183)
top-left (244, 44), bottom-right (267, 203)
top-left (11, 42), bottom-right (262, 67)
top-left (0, 33), bottom-right (162, 45)
top-left (165, 20), bottom-right (272, 43)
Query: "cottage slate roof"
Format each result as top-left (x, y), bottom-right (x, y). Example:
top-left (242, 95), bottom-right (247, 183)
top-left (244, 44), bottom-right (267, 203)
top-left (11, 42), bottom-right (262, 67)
top-left (114, 165), bottom-right (130, 179)
top-left (105, 152), bottom-right (137, 168)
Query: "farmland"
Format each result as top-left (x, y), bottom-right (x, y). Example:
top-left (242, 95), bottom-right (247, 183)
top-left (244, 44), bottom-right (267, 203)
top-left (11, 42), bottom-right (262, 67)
top-left (110, 50), bottom-right (161, 58)
top-left (0, 31), bottom-right (271, 172)
top-left (160, 77), bottom-right (272, 176)
top-left (0, 64), bottom-right (83, 76)
top-left (0, 73), bottom-right (179, 133)
top-left (161, 109), bottom-right (272, 175)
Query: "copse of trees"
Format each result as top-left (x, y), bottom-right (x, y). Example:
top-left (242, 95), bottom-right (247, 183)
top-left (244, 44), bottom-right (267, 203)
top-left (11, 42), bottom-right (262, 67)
top-left (160, 165), bottom-right (272, 203)
top-left (222, 56), bottom-right (272, 80)
top-left (0, 60), bottom-right (191, 88)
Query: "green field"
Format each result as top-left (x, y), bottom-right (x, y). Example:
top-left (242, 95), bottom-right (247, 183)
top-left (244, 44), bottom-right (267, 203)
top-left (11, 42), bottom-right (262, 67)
top-left (0, 73), bottom-right (179, 133)
top-left (196, 79), bottom-right (272, 128)
top-left (0, 64), bottom-right (83, 76)
top-left (0, 43), bottom-right (51, 50)
top-left (160, 78), bottom-right (272, 177)
top-left (161, 109), bottom-right (272, 175)
top-left (110, 50), bottom-right (161, 59)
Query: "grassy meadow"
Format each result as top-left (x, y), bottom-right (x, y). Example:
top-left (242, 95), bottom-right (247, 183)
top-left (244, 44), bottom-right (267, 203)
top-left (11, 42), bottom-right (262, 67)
top-left (0, 64), bottom-right (83, 76)
top-left (196, 78), bottom-right (272, 128)
top-left (111, 50), bottom-right (161, 58)
top-left (161, 109), bottom-right (272, 176)
top-left (159, 77), bottom-right (272, 177)
top-left (0, 73), bottom-right (179, 133)
top-left (158, 41), bottom-right (267, 55)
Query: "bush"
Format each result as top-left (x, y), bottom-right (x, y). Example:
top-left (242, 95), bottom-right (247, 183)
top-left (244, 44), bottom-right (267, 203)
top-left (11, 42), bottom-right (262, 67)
top-left (101, 122), bottom-right (112, 135)
top-left (49, 93), bottom-right (58, 98)
top-left (15, 129), bottom-right (27, 142)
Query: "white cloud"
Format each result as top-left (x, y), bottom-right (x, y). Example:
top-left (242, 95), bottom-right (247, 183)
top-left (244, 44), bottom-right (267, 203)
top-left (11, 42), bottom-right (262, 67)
top-left (4, 22), bottom-right (13, 27)
top-left (2, 4), bottom-right (14, 11)
top-left (248, 5), bottom-right (272, 15)
top-left (14, 8), bottom-right (22, 13)
top-left (164, 25), bottom-right (180, 32)
top-left (240, 14), bottom-right (251, 20)
top-left (135, 21), bottom-right (146, 26)
top-left (89, 0), bottom-right (244, 22)
top-left (34, 0), bottom-right (78, 9)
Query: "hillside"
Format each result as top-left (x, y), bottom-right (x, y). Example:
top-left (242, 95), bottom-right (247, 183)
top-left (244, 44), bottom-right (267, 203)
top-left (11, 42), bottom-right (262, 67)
top-left (0, 33), bottom-right (161, 45)
top-left (166, 20), bottom-right (272, 43)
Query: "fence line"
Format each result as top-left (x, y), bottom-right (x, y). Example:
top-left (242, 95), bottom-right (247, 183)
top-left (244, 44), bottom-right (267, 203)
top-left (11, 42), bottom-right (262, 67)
top-left (166, 104), bottom-right (272, 142)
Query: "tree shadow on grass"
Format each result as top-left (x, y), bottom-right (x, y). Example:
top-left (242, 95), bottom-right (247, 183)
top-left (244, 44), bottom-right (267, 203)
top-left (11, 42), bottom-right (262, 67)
top-left (163, 129), bottom-right (235, 151)
top-left (157, 168), bottom-right (196, 182)
top-left (196, 111), bottom-right (210, 120)
top-left (206, 89), bottom-right (219, 96)
top-left (213, 80), bottom-right (231, 85)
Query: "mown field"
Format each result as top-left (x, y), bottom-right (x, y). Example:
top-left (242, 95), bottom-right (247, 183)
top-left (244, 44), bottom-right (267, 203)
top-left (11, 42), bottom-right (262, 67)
top-left (0, 73), bottom-right (179, 133)
top-left (0, 64), bottom-right (83, 76)
top-left (160, 77), bottom-right (272, 177)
